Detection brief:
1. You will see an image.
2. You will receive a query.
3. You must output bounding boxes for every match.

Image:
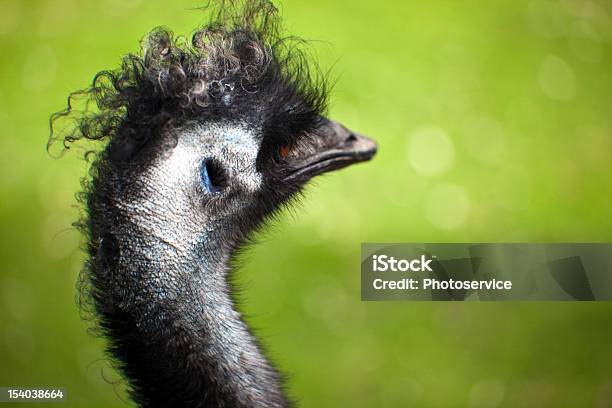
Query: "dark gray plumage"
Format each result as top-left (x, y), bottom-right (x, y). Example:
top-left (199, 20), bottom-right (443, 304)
top-left (50, 1), bottom-right (376, 407)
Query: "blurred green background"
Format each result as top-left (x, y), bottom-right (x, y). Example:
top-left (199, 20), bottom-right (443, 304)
top-left (1, 0), bottom-right (612, 406)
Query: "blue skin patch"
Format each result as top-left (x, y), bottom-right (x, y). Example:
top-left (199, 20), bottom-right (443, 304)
top-left (200, 160), bottom-right (220, 193)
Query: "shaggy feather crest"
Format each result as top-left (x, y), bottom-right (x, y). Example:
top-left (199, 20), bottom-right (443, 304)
top-left (49, 0), bottom-right (329, 164)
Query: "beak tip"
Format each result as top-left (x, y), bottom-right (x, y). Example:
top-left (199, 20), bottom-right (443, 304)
top-left (355, 134), bottom-right (378, 161)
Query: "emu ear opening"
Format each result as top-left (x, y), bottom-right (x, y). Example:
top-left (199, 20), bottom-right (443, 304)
top-left (282, 118), bottom-right (377, 181)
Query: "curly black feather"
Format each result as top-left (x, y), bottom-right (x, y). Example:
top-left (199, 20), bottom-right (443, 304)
top-left (49, 0), bottom-right (329, 164)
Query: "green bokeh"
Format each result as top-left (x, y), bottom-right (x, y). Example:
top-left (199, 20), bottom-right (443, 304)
top-left (1, 0), bottom-right (611, 407)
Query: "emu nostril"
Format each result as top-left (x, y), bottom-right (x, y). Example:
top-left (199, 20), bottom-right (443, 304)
top-left (346, 133), bottom-right (357, 143)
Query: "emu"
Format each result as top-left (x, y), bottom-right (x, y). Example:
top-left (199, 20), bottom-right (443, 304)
top-left (50, 1), bottom-right (376, 406)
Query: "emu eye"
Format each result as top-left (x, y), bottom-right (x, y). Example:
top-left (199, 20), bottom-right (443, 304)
top-left (279, 145), bottom-right (291, 158)
top-left (200, 159), bottom-right (226, 193)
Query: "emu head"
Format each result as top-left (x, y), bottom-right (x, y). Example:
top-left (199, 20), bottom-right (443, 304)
top-left (50, 4), bottom-right (376, 405)
top-left (50, 2), bottom-right (376, 251)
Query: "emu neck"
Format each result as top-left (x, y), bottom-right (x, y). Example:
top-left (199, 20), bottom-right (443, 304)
top-left (96, 224), bottom-right (288, 408)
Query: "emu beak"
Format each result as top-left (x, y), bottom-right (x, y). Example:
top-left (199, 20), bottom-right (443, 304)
top-left (283, 119), bottom-right (377, 181)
